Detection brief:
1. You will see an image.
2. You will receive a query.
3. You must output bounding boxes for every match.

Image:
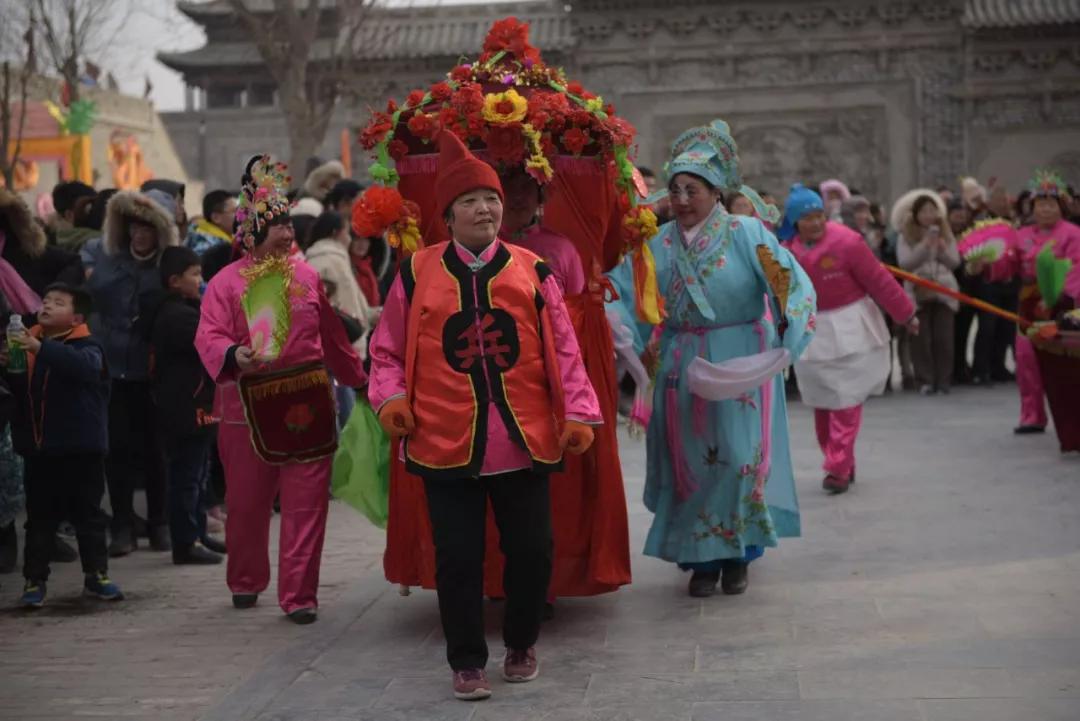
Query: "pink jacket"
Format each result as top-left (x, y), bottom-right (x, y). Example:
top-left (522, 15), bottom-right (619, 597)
top-left (196, 255), bottom-right (366, 426)
top-left (506, 224), bottom-right (586, 296)
top-left (368, 238), bottom-right (601, 476)
top-left (990, 219), bottom-right (1080, 285)
top-left (789, 221), bottom-right (914, 323)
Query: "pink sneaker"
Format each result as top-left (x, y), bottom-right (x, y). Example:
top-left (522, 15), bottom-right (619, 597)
top-left (503, 647), bottom-right (539, 683)
top-left (452, 668), bottom-right (492, 701)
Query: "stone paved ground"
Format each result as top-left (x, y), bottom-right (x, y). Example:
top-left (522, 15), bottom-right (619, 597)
top-left (2, 384), bottom-right (1079, 720)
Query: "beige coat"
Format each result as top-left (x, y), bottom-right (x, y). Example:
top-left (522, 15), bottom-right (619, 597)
top-left (304, 237), bottom-right (374, 358)
top-left (897, 220), bottom-right (961, 311)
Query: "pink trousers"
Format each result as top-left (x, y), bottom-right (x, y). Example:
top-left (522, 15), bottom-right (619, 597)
top-left (814, 405), bottom-right (863, 480)
top-left (1014, 333), bottom-right (1048, 428)
top-left (218, 423), bottom-right (331, 614)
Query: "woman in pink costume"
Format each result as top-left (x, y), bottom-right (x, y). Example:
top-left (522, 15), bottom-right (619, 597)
top-left (983, 169), bottom-right (1080, 435)
top-left (781, 184), bottom-right (917, 495)
top-left (196, 156), bottom-right (366, 623)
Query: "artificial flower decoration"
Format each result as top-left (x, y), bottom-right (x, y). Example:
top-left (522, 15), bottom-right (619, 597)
top-left (351, 185), bottom-right (422, 256)
top-left (235, 154), bottom-right (291, 250)
top-left (357, 15), bottom-right (661, 321)
top-left (1029, 168), bottom-right (1069, 199)
top-left (482, 89), bottom-right (529, 125)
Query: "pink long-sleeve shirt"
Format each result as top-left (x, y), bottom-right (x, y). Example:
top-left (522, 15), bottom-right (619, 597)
top-left (368, 238), bottom-right (602, 476)
top-left (790, 221), bottom-right (914, 323)
top-left (506, 223), bottom-right (586, 296)
top-left (989, 219), bottom-right (1080, 285)
top-left (196, 254), bottom-right (367, 426)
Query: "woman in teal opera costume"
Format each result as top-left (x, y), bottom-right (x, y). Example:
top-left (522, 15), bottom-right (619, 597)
top-left (609, 120), bottom-right (816, 597)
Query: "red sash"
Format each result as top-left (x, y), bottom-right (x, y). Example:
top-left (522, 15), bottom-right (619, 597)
top-left (238, 362), bottom-right (337, 464)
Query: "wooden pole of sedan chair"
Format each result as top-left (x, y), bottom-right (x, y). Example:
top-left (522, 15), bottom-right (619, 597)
top-left (885, 264), bottom-right (1029, 328)
top-left (341, 128), bottom-right (351, 177)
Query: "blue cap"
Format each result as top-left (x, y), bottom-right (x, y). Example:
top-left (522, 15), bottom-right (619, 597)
top-left (666, 119), bottom-right (741, 191)
top-left (777, 183), bottom-right (824, 241)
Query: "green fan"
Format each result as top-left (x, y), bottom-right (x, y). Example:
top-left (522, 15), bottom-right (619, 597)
top-left (1036, 240), bottom-right (1073, 309)
top-left (241, 257), bottom-right (293, 361)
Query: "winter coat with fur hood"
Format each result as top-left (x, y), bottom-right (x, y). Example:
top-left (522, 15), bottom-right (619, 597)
top-left (85, 190), bottom-right (179, 381)
top-left (0, 187), bottom-right (83, 298)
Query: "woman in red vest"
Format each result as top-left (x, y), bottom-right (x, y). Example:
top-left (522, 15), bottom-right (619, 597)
top-left (368, 131), bottom-right (602, 701)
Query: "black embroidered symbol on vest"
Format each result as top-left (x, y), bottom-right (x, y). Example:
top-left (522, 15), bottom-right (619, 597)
top-left (443, 308), bottom-right (520, 373)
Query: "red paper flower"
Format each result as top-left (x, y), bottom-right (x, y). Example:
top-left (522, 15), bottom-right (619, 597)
top-left (406, 111), bottom-right (437, 141)
top-left (284, 404), bottom-right (316, 433)
top-left (430, 81), bottom-right (453, 104)
top-left (388, 139), bottom-right (409, 161)
top-left (352, 185), bottom-right (406, 238)
top-left (486, 124), bottom-right (526, 164)
top-left (453, 83), bottom-right (484, 113)
top-left (562, 127), bottom-right (591, 155)
top-left (483, 17), bottom-right (541, 64)
top-left (566, 81), bottom-right (585, 97)
top-left (385, 99), bottom-right (398, 114)
top-left (406, 89), bottom-right (426, 108)
top-left (450, 64), bottom-right (473, 83)
top-left (360, 113), bottom-right (393, 150)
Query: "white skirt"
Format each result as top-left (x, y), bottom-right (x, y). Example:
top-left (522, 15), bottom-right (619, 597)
top-left (795, 296), bottom-right (891, 410)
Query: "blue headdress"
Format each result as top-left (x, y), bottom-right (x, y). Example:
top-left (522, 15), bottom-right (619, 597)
top-left (777, 183), bottom-right (824, 241)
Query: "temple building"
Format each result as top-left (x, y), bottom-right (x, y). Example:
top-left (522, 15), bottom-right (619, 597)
top-left (160, 0), bottom-right (1080, 200)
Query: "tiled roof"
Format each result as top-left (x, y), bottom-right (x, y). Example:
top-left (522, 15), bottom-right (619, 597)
top-left (962, 0), bottom-right (1080, 28)
top-left (162, 3), bottom-right (571, 70)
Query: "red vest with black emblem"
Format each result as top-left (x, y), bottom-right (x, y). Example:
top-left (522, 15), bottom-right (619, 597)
top-left (402, 240), bottom-right (565, 479)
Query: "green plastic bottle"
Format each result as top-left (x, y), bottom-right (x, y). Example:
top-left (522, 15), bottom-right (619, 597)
top-left (6, 314), bottom-right (27, 373)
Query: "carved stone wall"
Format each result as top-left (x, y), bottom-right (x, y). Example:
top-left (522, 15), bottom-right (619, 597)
top-left (161, 0), bottom-right (1080, 202)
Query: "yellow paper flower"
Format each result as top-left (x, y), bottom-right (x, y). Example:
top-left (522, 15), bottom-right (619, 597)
top-left (482, 89), bottom-right (528, 125)
top-left (526, 154), bottom-right (553, 181)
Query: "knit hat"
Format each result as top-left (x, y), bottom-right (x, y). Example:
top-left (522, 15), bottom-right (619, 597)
top-left (666, 119), bottom-right (741, 191)
top-left (291, 196), bottom-right (324, 218)
top-left (960, 176), bottom-right (987, 210)
top-left (819, 179), bottom-right (851, 202)
top-left (435, 130), bottom-right (503, 217)
top-left (777, 183), bottom-right (824, 241)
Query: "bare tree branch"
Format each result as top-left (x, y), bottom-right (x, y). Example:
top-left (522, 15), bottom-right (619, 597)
top-left (227, 0), bottom-right (387, 179)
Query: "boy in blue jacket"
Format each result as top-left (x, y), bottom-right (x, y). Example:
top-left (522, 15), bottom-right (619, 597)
top-left (2, 283), bottom-right (123, 608)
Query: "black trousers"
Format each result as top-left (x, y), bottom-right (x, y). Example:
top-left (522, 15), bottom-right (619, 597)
top-left (423, 470), bottom-right (553, 671)
top-left (23, 453), bottom-right (109, 581)
top-left (973, 282), bottom-right (1018, 379)
top-left (107, 379), bottom-right (167, 531)
top-left (164, 433), bottom-right (211, 548)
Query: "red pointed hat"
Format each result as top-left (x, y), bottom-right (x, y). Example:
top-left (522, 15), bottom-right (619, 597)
top-left (435, 130), bottom-right (503, 216)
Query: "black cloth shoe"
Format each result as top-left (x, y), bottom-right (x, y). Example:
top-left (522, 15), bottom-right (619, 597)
top-left (0, 522), bottom-right (16, 574)
top-left (721, 560), bottom-right (749, 595)
top-left (288, 607), bottom-right (318, 625)
top-left (52, 535), bottom-right (78, 563)
top-left (688, 570), bottom-right (720, 597)
top-left (200, 535), bottom-right (226, 554)
top-left (108, 527), bottom-right (137, 558)
top-left (1013, 425), bottom-right (1046, 435)
top-left (172, 543), bottom-right (223, 565)
top-left (233, 593), bottom-right (258, 609)
top-left (148, 525), bottom-right (172, 552)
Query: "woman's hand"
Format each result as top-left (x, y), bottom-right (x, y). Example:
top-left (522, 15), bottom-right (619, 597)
top-left (234, 346), bottom-right (259, 372)
top-left (905, 316), bottom-right (921, 336)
